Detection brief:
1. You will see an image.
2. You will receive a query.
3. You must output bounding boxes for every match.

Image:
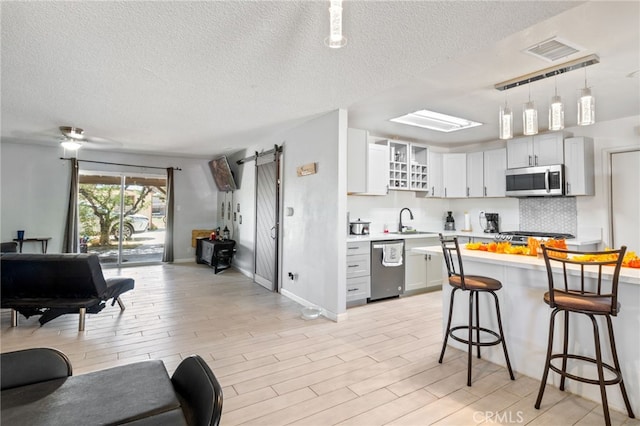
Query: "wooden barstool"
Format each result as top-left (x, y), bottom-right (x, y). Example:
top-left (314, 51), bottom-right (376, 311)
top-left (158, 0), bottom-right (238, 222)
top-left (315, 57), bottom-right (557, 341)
top-left (535, 245), bottom-right (635, 426)
top-left (438, 234), bottom-right (515, 386)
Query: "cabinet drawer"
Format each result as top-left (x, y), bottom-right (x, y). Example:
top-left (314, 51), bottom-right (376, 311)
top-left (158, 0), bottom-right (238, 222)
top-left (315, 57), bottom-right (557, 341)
top-left (347, 241), bottom-right (370, 256)
top-left (346, 254), bottom-right (370, 279)
top-left (347, 276), bottom-right (370, 301)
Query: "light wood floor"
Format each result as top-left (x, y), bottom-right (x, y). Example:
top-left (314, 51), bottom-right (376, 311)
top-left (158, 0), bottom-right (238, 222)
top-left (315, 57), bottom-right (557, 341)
top-left (1, 264), bottom-right (637, 425)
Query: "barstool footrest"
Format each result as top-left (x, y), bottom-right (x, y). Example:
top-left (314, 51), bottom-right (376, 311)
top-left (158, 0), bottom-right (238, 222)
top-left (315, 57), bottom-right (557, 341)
top-left (549, 354), bottom-right (623, 386)
top-left (449, 325), bottom-right (503, 347)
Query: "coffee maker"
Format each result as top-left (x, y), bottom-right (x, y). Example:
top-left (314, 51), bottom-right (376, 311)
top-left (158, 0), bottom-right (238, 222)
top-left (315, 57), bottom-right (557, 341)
top-left (483, 213), bottom-right (499, 233)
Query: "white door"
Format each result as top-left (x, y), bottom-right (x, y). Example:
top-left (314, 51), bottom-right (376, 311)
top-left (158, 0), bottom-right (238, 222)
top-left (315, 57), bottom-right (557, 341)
top-left (254, 154), bottom-right (280, 291)
top-left (611, 150), bottom-right (640, 251)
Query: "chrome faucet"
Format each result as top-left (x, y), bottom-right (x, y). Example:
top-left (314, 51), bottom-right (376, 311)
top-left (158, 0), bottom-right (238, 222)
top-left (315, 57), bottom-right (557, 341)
top-left (398, 207), bottom-right (414, 232)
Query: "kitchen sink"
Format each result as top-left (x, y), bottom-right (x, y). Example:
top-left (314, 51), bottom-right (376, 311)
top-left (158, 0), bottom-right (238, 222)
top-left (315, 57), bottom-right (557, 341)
top-left (389, 231), bottom-right (437, 235)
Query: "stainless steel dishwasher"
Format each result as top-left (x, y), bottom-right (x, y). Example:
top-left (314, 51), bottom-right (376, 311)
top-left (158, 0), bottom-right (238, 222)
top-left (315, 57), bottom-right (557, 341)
top-left (370, 240), bottom-right (405, 301)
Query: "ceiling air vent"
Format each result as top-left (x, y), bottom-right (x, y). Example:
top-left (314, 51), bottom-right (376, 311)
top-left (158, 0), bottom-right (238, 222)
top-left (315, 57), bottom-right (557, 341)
top-left (525, 37), bottom-right (583, 62)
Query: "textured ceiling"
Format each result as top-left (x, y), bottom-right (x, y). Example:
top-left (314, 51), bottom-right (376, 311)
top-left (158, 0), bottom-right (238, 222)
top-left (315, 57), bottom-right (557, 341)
top-left (1, 1), bottom-right (639, 157)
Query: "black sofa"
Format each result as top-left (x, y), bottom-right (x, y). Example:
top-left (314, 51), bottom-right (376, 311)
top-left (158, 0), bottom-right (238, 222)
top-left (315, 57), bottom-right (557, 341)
top-left (1, 348), bottom-right (223, 425)
top-left (1, 253), bottom-right (134, 331)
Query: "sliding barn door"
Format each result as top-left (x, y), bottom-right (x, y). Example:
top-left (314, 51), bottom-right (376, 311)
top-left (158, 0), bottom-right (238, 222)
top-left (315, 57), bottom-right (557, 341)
top-left (254, 154), bottom-right (280, 291)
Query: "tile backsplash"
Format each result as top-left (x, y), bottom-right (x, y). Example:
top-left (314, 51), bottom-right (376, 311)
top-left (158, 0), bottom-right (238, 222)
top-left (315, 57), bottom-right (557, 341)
top-left (519, 197), bottom-right (577, 235)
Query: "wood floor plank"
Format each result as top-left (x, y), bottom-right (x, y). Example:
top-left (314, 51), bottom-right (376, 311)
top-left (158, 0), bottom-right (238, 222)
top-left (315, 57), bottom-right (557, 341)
top-left (0, 263), bottom-right (629, 425)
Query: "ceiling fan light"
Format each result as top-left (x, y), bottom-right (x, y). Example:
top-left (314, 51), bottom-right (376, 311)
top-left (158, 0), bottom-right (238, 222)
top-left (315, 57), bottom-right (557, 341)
top-left (523, 100), bottom-right (538, 135)
top-left (59, 126), bottom-right (84, 140)
top-left (499, 104), bottom-right (513, 140)
top-left (60, 138), bottom-right (82, 150)
top-left (577, 87), bottom-right (595, 125)
top-left (549, 95), bottom-right (564, 130)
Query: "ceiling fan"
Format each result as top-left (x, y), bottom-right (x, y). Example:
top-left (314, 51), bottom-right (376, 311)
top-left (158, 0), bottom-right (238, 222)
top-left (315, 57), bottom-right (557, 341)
top-left (57, 126), bottom-right (122, 151)
top-left (59, 126), bottom-right (85, 150)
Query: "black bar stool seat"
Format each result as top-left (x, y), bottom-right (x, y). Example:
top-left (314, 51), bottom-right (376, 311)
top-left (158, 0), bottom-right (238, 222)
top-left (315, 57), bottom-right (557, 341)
top-left (535, 245), bottom-right (635, 426)
top-left (438, 234), bottom-right (515, 387)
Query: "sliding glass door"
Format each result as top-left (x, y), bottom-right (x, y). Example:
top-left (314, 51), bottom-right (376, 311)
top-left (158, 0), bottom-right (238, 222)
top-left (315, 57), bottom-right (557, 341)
top-left (78, 172), bottom-right (166, 265)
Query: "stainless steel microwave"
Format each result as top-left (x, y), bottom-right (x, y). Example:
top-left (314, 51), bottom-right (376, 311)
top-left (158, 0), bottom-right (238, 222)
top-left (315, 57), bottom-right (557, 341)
top-left (505, 164), bottom-right (565, 197)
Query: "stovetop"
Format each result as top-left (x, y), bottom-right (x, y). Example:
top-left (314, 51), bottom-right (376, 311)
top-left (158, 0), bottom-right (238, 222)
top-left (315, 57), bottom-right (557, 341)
top-left (499, 231), bottom-right (575, 239)
top-left (495, 231), bottom-right (575, 245)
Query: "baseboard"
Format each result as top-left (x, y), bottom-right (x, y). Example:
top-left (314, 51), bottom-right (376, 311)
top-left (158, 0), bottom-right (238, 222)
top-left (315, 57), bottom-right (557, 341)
top-left (279, 289), bottom-right (347, 322)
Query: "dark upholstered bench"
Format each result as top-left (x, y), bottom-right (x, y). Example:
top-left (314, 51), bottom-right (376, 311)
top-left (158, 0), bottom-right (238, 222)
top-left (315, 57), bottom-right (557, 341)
top-left (1, 253), bottom-right (134, 331)
top-left (1, 348), bottom-right (223, 426)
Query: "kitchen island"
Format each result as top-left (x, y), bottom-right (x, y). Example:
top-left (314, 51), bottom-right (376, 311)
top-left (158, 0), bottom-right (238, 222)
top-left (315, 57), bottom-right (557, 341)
top-left (413, 245), bottom-right (640, 415)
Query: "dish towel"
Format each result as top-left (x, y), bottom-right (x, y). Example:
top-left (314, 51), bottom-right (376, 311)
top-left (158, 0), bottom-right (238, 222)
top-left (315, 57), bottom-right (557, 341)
top-left (382, 242), bottom-right (403, 267)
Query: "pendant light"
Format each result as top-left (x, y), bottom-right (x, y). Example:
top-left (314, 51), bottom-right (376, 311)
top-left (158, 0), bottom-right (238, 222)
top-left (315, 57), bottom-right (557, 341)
top-left (577, 67), bottom-right (595, 125)
top-left (324, 0), bottom-right (347, 48)
top-left (548, 75), bottom-right (564, 131)
top-left (523, 85), bottom-right (538, 135)
top-left (499, 99), bottom-right (513, 140)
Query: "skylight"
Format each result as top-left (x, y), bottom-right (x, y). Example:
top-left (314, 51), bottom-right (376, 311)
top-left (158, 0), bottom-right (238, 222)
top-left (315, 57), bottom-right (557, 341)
top-left (390, 110), bottom-right (483, 132)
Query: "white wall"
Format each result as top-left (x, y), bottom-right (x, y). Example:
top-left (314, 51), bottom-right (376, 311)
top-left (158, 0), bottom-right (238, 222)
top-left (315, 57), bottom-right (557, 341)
top-left (0, 141), bottom-right (218, 260)
top-left (281, 110), bottom-right (347, 319)
top-left (348, 184), bottom-right (519, 233)
top-left (222, 110), bottom-right (348, 320)
top-left (222, 151), bottom-right (256, 277)
top-left (562, 115), bottom-right (640, 246)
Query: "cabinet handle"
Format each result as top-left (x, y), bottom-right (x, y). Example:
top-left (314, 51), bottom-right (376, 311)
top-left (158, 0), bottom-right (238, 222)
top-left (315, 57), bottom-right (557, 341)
top-left (347, 246), bottom-right (358, 250)
top-left (424, 254), bottom-right (431, 261)
top-left (484, 186), bottom-right (487, 197)
top-left (431, 186), bottom-right (434, 196)
top-left (348, 264), bottom-right (359, 268)
top-left (466, 187), bottom-right (469, 197)
top-left (444, 188), bottom-right (447, 197)
top-left (348, 288), bottom-right (360, 292)
top-left (528, 155), bottom-right (532, 166)
top-left (534, 155), bottom-right (539, 166)
top-left (566, 182), bottom-right (571, 194)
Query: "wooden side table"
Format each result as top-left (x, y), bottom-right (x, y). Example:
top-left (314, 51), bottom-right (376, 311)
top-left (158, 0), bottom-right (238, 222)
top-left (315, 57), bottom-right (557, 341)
top-left (13, 237), bottom-right (52, 253)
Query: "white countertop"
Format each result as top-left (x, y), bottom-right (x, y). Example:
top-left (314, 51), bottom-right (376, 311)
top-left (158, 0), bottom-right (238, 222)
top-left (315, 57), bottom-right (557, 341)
top-left (413, 245), bottom-right (640, 285)
top-left (348, 230), bottom-right (600, 247)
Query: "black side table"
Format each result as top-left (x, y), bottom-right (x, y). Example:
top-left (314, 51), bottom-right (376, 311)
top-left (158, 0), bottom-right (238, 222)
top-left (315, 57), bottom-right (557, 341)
top-left (197, 239), bottom-right (236, 274)
top-left (13, 237), bottom-right (51, 253)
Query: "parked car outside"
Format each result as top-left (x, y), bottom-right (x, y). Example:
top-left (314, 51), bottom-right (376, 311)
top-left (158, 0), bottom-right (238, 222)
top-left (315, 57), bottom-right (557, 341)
top-left (111, 214), bottom-right (149, 240)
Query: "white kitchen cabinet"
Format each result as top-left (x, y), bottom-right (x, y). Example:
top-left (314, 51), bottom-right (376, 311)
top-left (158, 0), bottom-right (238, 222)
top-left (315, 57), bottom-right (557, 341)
top-left (425, 250), bottom-right (444, 289)
top-left (409, 144), bottom-right (428, 191)
top-left (347, 128), bottom-right (388, 195)
top-left (466, 151), bottom-right (484, 197)
top-left (387, 140), bottom-right (409, 190)
top-left (405, 237), bottom-right (443, 291)
top-left (426, 151), bottom-right (443, 197)
top-left (385, 140), bottom-right (429, 192)
top-left (367, 144), bottom-right (390, 194)
top-left (564, 136), bottom-right (595, 196)
top-left (442, 153), bottom-right (467, 198)
top-left (346, 241), bottom-right (370, 306)
top-left (507, 132), bottom-right (564, 169)
top-left (483, 148), bottom-right (507, 197)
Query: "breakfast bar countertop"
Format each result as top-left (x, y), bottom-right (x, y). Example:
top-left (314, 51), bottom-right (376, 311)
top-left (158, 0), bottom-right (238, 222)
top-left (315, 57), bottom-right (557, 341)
top-left (412, 245), bottom-right (640, 285)
top-left (348, 231), bottom-right (601, 247)
top-left (413, 244), bottom-right (640, 415)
